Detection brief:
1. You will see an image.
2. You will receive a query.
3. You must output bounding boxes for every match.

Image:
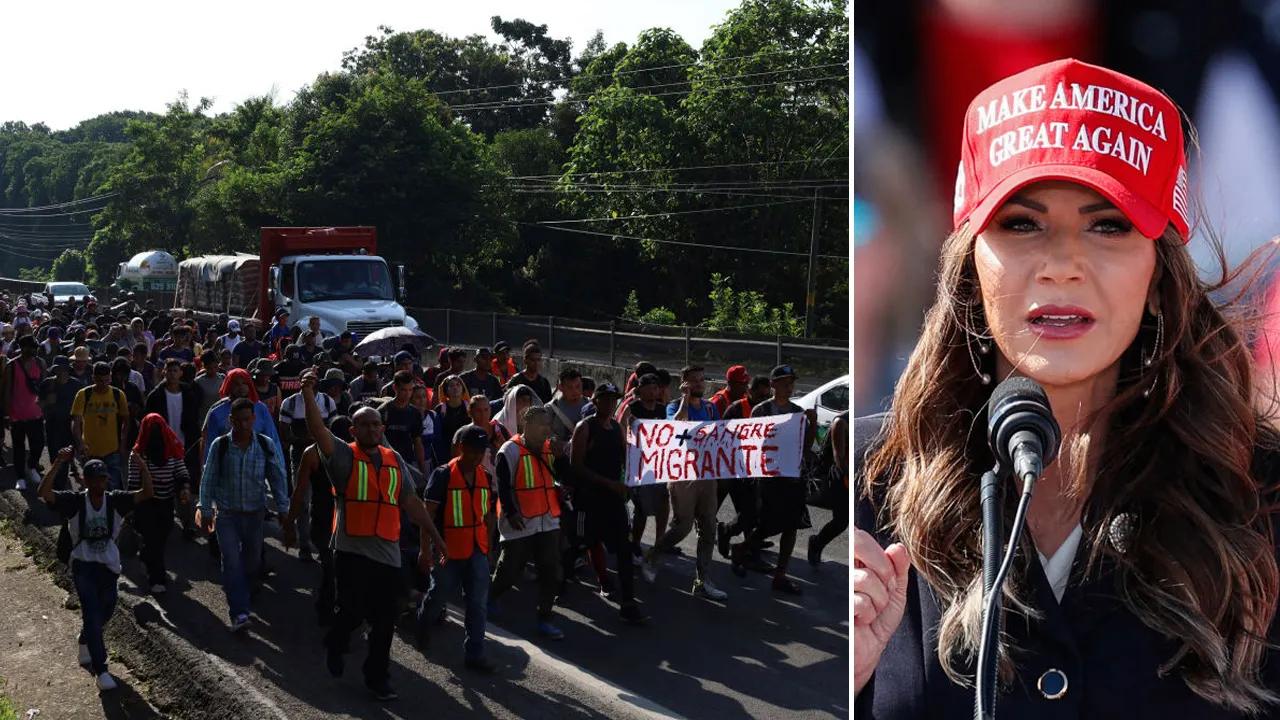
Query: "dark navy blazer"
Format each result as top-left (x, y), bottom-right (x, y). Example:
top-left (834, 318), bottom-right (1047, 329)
top-left (854, 413), bottom-right (1280, 719)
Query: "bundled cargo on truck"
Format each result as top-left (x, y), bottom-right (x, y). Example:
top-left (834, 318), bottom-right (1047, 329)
top-left (175, 254), bottom-right (260, 321)
top-left (171, 227), bottom-right (418, 337)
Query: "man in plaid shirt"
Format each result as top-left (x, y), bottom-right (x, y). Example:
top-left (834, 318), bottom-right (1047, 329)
top-left (197, 397), bottom-right (289, 631)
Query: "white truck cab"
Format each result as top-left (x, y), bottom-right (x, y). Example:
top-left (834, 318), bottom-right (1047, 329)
top-left (269, 253), bottom-right (418, 337)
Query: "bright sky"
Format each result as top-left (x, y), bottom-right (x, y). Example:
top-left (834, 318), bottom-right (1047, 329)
top-left (3, 0), bottom-right (743, 131)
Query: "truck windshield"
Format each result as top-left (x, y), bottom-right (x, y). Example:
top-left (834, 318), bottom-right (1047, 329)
top-left (297, 260), bottom-right (394, 303)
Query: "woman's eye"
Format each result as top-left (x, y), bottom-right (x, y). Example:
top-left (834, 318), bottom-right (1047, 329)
top-left (1090, 217), bottom-right (1134, 235)
top-left (997, 214), bottom-right (1041, 233)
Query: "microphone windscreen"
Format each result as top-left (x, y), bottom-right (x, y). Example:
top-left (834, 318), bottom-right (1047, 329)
top-left (989, 375), bottom-right (1048, 412)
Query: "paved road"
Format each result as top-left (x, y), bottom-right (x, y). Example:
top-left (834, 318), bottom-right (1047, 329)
top-left (10, 470), bottom-right (848, 719)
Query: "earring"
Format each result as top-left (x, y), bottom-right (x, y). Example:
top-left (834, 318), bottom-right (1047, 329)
top-left (966, 302), bottom-right (993, 385)
top-left (1141, 311), bottom-right (1164, 398)
top-left (967, 332), bottom-right (992, 385)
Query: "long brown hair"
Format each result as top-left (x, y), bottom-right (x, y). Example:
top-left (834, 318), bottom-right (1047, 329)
top-left (863, 222), bottom-right (1280, 713)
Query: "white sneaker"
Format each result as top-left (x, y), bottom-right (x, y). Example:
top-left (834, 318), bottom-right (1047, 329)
top-left (96, 672), bottom-right (117, 691)
top-left (78, 643), bottom-right (91, 666)
top-left (14, 477), bottom-right (26, 491)
top-left (27, 468), bottom-right (41, 485)
top-left (150, 583), bottom-right (167, 595)
top-left (641, 551), bottom-right (659, 584)
top-left (694, 579), bottom-right (728, 601)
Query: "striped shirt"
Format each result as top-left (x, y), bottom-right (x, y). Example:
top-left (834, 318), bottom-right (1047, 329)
top-left (198, 433), bottom-right (289, 514)
top-left (127, 456), bottom-right (189, 500)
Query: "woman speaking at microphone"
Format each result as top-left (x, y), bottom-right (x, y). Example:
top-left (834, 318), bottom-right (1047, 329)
top-left (855, 59), bottom-right (1280, 717)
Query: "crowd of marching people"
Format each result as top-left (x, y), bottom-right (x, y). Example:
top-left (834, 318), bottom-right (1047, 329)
top-left (8, 290), bottom-right (849, 700)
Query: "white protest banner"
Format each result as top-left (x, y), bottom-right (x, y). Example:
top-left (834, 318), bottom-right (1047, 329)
top-left (626, 414), bottom-right (806, 486)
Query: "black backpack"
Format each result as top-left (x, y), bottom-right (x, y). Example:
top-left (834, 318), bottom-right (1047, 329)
top-left (55, 491), bottom-right (115, 565)
top-left (806, 411), bottom-right (848, 510)
top-left (214, 431), bottom-right (276, 466)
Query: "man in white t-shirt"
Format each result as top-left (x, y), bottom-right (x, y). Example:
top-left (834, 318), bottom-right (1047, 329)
top-left (39, 451), bottom-right (153, 691)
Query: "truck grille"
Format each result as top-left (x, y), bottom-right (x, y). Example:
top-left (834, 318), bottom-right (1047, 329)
top-left (346, 320), bottom-right (402, 335)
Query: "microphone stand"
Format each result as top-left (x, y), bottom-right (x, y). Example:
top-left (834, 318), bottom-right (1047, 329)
top-left (974, 465), bottom-right (1038, 720)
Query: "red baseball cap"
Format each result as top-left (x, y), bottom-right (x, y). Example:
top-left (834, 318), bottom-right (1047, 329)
top-left (953, 58), bottom-right (1190, 241)
top-left (725, 365), bottom-right (750, 384)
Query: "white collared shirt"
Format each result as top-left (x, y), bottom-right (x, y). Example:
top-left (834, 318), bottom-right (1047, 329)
top-left (1036, 523), bottom-right (1083, 603)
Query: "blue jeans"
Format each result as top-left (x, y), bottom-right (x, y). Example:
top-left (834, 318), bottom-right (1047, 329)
top-left (72, 560), bottom-right (118, 674)
top-left (214, 510), bottom-right (265, 621)
top-left (418, 553), bottom-right (490, 661)
top-left (92, 452), bottom-right (123, 491)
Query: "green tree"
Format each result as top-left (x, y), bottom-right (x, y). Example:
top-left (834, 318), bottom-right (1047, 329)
top-left (283, 71), bottom-right (511, 307)
top-left (51, 249), bottom-right (88, 281)
top-left (17, 266), bottom-right (48, 282)
top-left (90, 95), bottom-right (215, 284)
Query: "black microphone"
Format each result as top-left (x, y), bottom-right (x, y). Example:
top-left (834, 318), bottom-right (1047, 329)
top-left (974, 376), bottom-right (1061, 720)
top-left (987, 376), bottom-right (1061, 484)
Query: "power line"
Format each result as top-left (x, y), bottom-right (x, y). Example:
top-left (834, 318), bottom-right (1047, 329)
top-left (0, 205), bottom-right (109, 219)
top-left (448, 73), bottom-right (847, 112)
top-left (524, 222), bottom-right (848, 260)
top-left (506, 157), bottom-right (848, 180)
top-left (0, 192), bottom-right (117, 214)
top-left (537, 198), bottom-right (811, 224)
top-left (428, 46), bottom-right (838, 98)
top-left (510, 186), bottom-right (847, 201)
top-left (446, 61), bottom-right (849, 110)
top-left (511, 179), bottom-right (848, 191)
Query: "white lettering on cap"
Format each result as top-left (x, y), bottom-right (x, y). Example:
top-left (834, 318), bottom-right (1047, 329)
top-left (954, 160), bottom-right (966, 216)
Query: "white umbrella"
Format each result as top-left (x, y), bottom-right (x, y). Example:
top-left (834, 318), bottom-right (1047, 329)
top-left (353, 326), bottom-right (437, 358)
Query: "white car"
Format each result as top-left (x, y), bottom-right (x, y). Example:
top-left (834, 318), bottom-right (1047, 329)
top-left (796, 373), bottom-right (849, 449)
top-left (44, 281), bottom-right (92, 305)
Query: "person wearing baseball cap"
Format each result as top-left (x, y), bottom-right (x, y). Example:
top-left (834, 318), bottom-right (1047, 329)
top-left (855, 59), bottom-right (1280, 716)
top-left (267, 307), bottom-right (292, 353)
top-left (348, 360), bottom-right (382, 404)
top-left (710, 365), bottom-right (752, 419)
top-left (38, 446), bottom-right (153, 691)
top-left (727, 364), bottom-right (815, 596)
top-left (217, 319), bottom-right (243, 355)
top-left (416, 423), bottom-right (498, 674)
top-left (564, 379), bottom-right (648, 625)
top-left (461, 346), bottom-right (502, 401)
top-left (622, 371), bottom-right (671, 560)
top-left (491, 341), bottom-right (517, 385)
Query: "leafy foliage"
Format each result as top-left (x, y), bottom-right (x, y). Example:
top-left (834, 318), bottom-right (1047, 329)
top-left (0, 1), bottom-right (849, 338)
top-left (704, 272), bottom-right (803, 336)
top-left (622, 290), bottom-right (678, 326)
top-left (52, 249), bottom-right (88, 281)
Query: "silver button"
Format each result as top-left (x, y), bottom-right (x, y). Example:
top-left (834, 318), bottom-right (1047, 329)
top-left (1038, 668), bottom-right (1068, 700)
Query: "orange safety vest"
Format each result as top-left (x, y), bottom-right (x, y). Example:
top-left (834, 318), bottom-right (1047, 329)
top-left (336, 442), bottom-right (403, 543)
top-left (499, 435), bottom-right (560, 520)
top-left (711, 389), bottom-right (751, 419)
top-left (442, 458), bottom-right (491, 560)
top-left (492, 357), bottom-right (518, 384)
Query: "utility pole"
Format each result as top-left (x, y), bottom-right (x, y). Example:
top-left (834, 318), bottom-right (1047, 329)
top-left (804, 188), bottom-right (822, 338)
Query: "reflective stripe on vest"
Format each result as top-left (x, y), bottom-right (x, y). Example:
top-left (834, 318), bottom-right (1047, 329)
top-left (442, 458), bottom-right (490, 560)
top-left (340, 442), bottom-right (402, 543)
top-left (499, 435), bottom-right (560, 520)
